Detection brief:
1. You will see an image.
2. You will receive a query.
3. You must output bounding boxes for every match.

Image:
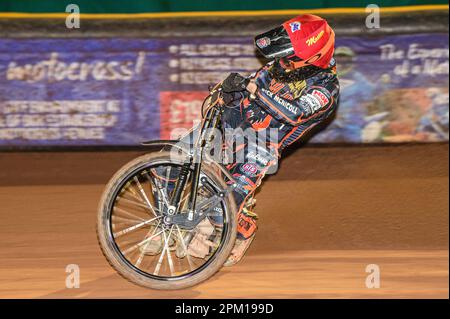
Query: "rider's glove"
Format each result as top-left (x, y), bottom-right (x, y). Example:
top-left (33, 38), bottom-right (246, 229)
top-left (222, 73), bottom-right (250, 93)
top-left (222, 91), bottom-right (244, 106)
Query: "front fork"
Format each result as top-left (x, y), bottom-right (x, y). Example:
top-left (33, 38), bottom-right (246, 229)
top-left (170, 106), bottom-right (221, 219)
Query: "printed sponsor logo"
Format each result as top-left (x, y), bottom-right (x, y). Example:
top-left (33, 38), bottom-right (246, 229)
top-left (289, 21), bottom-right (302, 33)
top-left (241, 163), bottom-right (258, 175)
top-left (6, 52), bottom-right (147, 83)
top-left (256, 37), bottom-right (271, 49)
top-left (273, 95), bottom-right (299, 114)
top-left (213, 206), bottom-right (223, 213)
top-left (300, 95), bottom-right (322, 113)
top-left (261, 88), bottom-right (274, 97)
top-left (312, 89), bottom-right (329, 106)
top-left (306, 30), bottom-right (325, 46)
top-left (261, 88), bottom-right (299, 115)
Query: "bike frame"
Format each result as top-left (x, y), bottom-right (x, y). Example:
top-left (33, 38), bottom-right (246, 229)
top-left (142, 84), bottom-right (236, 219)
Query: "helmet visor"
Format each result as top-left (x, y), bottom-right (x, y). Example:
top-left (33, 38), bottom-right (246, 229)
top-left (254, 25), bottom-right (294, 59)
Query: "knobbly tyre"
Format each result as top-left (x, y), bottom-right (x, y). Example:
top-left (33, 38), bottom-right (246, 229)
top-left (97, 81), bottom-right (244, 289)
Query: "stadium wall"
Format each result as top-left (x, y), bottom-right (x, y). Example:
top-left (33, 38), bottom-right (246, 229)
top-left (0, 1), bottom-right (449, 14)
top-left (0, 8), bottom-right (448, 148)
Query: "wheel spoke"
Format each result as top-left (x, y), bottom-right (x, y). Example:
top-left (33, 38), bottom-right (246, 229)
top-left (122, 187), bottom-right (160, 216)
top-left (113, 206), bottom-right (145, 222)
top-left (122, 184), bottom-right (145, 202)
top-left (135, 220), bottom-right (161, 268)
top-left (122, 230), bottom-right (164, 256)
top-left (176, 225), bottom-right (194, 271)
top-left (112, 215), bottom-right (142, 225)
top-left (144, 171), bottom-right (170, 210)
top-left (153, 226), bottom-right (174, 276)
top-left (113, 216), bottom-right (162, 238)
top-left (117, 195), bottom-right (159, 213)
top-left (163, 227), bottom-right (175, 276)
top-left (133, 176), bottom-right (158, 217)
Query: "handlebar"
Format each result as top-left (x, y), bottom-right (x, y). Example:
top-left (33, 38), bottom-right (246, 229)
top-left (201, 73), bottom-right (251, 118)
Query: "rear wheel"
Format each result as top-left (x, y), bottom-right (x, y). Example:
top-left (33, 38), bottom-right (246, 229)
top-left (97, 151), bottom-right (237, 290)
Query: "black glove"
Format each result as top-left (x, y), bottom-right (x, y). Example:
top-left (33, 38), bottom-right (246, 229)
top-left (222, 73), bottom-right (250, 93)
top-left (223, 91), bottom-right (245, 106)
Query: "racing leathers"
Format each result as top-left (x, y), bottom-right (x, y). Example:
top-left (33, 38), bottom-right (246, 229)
top-left (221, 60), bottom-right (340, 240)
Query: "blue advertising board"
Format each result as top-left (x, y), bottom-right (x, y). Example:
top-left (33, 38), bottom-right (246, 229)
top-left (0, 33), bottom-right (448, 147)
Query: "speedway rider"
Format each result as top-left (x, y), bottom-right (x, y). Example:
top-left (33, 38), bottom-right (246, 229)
top-left (143, 14), bottom-right (340, 265)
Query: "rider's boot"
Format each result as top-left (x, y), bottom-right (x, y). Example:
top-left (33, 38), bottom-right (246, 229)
top-left (224, 203), bottom-right (258, 267)
top-left (139, 235), bottom-right (163, 255)
top-left (176, 217), bottom-right (216, 259)
top-left (175, 232), bottom-right (190, 258)
top-left (140, 228), bottom-right (175, 256)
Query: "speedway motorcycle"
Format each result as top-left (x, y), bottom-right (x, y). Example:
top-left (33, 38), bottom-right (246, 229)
top-left (97, 80), bottom-right (251, 289)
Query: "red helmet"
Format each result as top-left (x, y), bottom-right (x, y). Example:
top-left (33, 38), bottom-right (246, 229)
top-left (255, 14), bottom-right (335, 69)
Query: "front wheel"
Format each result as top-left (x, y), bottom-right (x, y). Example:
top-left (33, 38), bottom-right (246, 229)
top-left (97, 151), bottom-right (237, 290)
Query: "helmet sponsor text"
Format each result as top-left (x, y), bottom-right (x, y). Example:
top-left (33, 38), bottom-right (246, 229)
top-left (306, 30), bottom-right (325, 46)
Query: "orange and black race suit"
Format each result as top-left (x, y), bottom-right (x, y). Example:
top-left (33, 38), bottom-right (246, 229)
top-left (222, 61), bottom-right (340, 238)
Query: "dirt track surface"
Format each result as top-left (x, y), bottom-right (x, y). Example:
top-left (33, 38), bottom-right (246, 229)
top-left (0, 144), bottom-right (448, 298)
